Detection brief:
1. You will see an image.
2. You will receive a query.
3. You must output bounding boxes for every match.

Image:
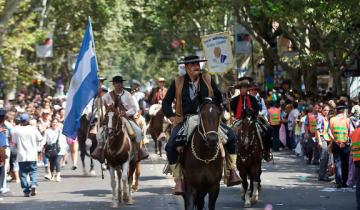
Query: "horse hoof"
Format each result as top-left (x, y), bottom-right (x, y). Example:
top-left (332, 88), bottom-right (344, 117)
top-left (89, 170), bottom-right (96, 176)
top-left (251, 197), bottom-right (257, 204)
top-left (132, 185), bottom-right (138, 192)
top-left (118, 195), bottom-right (123, 203)
top-left (111, 202), bottom-right (118, 208)
top-left (125, 199), bottom-right (134, 205)
top-left (244, 202), bottom-right (251, 208)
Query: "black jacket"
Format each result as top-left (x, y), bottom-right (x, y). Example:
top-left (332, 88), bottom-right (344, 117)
top-left (230, 94), bottom-right (260, 118)
top-left (162, 74), bottom-right (223, 118)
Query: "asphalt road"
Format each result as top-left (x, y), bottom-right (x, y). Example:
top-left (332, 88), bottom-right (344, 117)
top-left (0, 142), bottom-right (357, 210)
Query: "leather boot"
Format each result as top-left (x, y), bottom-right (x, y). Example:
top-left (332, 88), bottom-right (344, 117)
top-left (169, 164), bottom-right (184, 195)
top-left (226, 154), bottom-right (241, 187)
top-left (91, 142), bottom-right (105, 163)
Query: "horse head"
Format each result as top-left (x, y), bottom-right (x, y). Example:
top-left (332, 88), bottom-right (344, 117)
top-left (237, 115), bottom-right (256, 150)
top-left (198, 97), bottom-right (222, 147)
top-left (104, 105), bottom-right (123, 139)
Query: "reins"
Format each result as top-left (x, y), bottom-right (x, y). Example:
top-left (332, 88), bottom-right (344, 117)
top-left (191, 103), bottom-right (221, 164)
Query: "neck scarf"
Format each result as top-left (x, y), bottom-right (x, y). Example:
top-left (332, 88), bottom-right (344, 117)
top-left (235, 95), bottom-right (252, 119)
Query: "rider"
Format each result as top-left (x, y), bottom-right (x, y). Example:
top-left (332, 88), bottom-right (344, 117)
top-left (230, 77), bottom-right (259, 119)
top-left (92, 76), bottom-right (143, 161)
top-left (149, 77), bottom-right (167, 105)
top-left (162, 55), bottom-right (241, 195)
top-left (248, 81), bottom-right (272, 161)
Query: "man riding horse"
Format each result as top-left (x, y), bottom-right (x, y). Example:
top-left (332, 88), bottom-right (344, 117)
top-left (230, 77), bottom-right (272, 162)
top-left (162, 55), bottom-right (241, 195)
top-left (91, 76), bottom-right (143, 162)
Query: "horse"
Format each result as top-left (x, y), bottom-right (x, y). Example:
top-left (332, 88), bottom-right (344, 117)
top-left (104, 105), bottom-right (136, 208)
top-left (148, 104), bottom-right (170, 157)
top-left (181, 98), bottom-right (223, 210)
top-left (77, 114), bottom-right (97, 176)
top-left (234, 114), bottom-right (262, 207)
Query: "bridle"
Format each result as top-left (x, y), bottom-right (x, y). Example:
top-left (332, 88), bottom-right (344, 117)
top-left (191, 100), bottom-right (221, 164)
top-left (106, 111), bottom-right (123, 139)
top-left (237, 116), bottom-right (259, 161)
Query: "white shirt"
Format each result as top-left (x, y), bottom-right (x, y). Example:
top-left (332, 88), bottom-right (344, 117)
top-left (13, 125), bottom-right (42, 162)
top-left (103, 90), bottom-right (139, 117)
top-left (300, 115), bottom-right (307, 134)
top-left (288, 108), bottom-right (300, 131)
top-left (43, 127), bottom-right (67, 155)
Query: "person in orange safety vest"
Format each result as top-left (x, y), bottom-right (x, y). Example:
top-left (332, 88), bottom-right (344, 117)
top-left (329, 103), bottom-right (352, 188)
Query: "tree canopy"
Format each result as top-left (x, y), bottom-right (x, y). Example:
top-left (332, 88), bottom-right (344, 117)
top-left (1, 0), bottom-right (360, 97)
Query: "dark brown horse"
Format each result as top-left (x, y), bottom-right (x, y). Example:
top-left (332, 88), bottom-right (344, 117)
top-left (148, 106), bottom-right (170, 156)
top-left (78, 114), bottom-right (97, 176)
top-left (182, 98), bottom-right (223, 210)
top-left (234, 114), bottom-right (262, 207)
top-left (103, 106), bottom-right (136, 208)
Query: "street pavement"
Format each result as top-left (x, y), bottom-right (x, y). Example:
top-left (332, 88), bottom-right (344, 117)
top-left (0, 142), bottom-right (357, 210)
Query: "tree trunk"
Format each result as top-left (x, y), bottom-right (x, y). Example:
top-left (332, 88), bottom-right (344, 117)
top-left (304, 66), bottom-right (317, 94)
top-left (330, 67), bottom-right (343, 96)
top-left (290, 68), bottom-right (301, 92)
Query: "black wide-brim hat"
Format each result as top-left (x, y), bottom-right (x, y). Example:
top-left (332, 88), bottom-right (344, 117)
top-left (111, 76), bottom-right (126, 83)
top-left (178, 55), bottom-right (207, 64)
top-left (236, 76), bottom-right (253, 88)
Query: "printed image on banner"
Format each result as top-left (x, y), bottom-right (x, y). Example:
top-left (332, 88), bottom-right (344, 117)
top-left (234, 24), bottom-right (251, 54)
top-left (201, 32), bottom-right (233, 74)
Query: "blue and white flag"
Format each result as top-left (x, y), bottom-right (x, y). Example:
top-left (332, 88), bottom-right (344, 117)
top-left (63, 18), bottom-right (98, 138)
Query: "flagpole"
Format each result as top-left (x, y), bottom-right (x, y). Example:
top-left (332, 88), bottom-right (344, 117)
top-left (88, 16), bottom-right (99, 76)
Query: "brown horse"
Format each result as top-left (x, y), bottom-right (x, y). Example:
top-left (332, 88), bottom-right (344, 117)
top-left (148, 107), bottom-right (170, 156)
top-left (182, 98), bottom-right (223, 210)
top-left (103, 106), bottom-right (136, 208)
top-left (78, 114), bottom-right (97, 176)
top-left (234, 114), bottom-right (262, 207)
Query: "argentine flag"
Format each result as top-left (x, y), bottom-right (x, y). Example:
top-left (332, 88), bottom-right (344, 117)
top-left (63, 19), bottom-right (99, 138)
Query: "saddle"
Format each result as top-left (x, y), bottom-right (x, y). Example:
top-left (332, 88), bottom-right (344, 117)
top-left (176, 115), bottom-right (228, 146)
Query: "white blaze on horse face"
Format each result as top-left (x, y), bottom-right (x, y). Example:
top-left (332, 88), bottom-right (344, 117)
top-left (108, 112), bottom-right (114, 129)
top-left (209, 106), bottom-right (213, 113)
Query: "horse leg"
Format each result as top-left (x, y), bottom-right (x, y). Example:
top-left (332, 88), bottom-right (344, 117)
top-left (109, 167), bottom-right (118, 208)
top-left (251, 181), bottom-right (259, 204)
top-left (122, 160), bottom-right (133, 205)
top-left (89, 158), bottom-right (96, 176)
top-left (240, 173), bottom-right (247, 201)
top-left (132, 161), bottom-right (140, 191)
top-left (89, 139), bottom-right (97, 175)
top-left (195, 191), bottom-right (206, 210)
top-left (244, 173), bottom-right (252, 208)
top-left (154, 139), bottom-right (158, 155)
top-left (117, 167), bottom-right (122, 203)
top-left (208, 185), bottom-right (220, 210)
top-left (249, 163), bottom-right (260, 204)
top-left (158, 140), bottom-right (162, 157)
top-left (184, 186), bottom-right (195, 210)
top-left (80, 150), bottom-right (88, 176)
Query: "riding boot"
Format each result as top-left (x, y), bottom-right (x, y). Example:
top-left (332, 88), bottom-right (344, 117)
top-left (225, 154), bottom-right (242, 187)
top-left (169, 164), bottom-right (184, 195)
top-left (91, 142), bottom-right (105, 163)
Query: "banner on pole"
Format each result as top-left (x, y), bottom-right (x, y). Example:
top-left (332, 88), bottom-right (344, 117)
top-left (234, 24), bottom-right (251, 54)
top-left (201, 32), bottom-right (233, 74)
